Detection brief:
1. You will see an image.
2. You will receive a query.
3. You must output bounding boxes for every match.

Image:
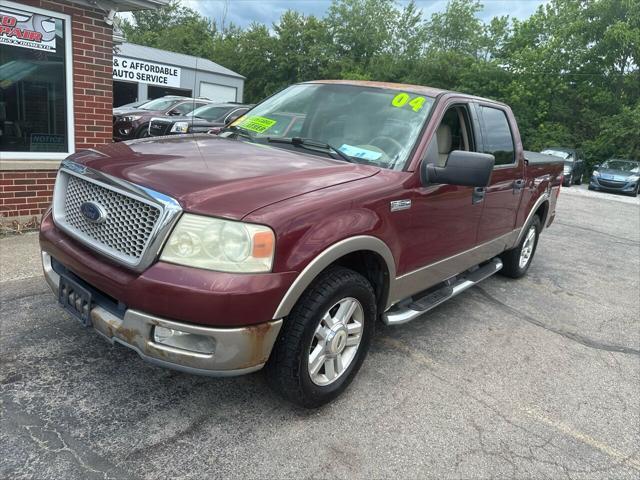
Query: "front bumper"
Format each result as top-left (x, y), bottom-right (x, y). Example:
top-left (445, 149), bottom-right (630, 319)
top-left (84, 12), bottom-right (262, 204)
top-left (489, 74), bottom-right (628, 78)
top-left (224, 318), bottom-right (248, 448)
top-left (589, 177), bottom-right (638, 193)
top-left (112, 119), bottom-right (137, 141)
top-left (42, 251), bottom-right (283, 376)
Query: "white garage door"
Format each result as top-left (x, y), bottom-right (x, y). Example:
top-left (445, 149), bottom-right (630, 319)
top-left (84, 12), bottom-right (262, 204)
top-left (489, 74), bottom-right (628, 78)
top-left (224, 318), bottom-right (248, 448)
top-left (200, 83), bottom-right (237, 102)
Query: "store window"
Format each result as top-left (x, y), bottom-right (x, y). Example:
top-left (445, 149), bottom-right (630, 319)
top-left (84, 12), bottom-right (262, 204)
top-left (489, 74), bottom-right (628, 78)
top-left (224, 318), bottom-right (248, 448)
top-left (0, 2), bottom-right (73, 158)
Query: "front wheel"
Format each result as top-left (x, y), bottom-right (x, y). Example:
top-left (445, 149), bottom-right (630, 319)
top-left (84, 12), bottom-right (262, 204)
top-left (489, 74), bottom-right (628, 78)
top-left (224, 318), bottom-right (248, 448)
top-left (135, 124), bottom-right (150, 138)
top-left (574, 172), bottom-right (582, 185)
top-left (499, 216), bottom-right (541, 278)
top-left (266, 266), bottom-right (376, 408)
top-left (563, 173), bottom-right (573, 187)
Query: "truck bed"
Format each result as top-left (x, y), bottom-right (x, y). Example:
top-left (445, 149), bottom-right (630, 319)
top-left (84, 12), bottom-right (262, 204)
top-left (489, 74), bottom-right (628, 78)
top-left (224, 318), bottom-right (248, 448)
top-left (524, 151), bottom-right (565, 165)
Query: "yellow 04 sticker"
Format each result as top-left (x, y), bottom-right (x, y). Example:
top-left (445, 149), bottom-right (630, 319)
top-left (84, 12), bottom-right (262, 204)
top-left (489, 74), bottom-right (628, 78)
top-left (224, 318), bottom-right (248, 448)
top-left (391, 93), bottom-right (426, 112)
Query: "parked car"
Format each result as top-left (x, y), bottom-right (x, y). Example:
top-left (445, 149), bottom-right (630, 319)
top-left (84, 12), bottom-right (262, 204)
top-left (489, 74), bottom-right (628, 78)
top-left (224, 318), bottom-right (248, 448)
top-left (148, 103), bottom-right (253, 137)
top-left (40, 80), bottom-right (562, 407)
top-left (589, 158), bottom-right (640, 196)
top-left (112, 96), bottom-right (212, 141)
top-left (540, 147), bottom-right (586, 186)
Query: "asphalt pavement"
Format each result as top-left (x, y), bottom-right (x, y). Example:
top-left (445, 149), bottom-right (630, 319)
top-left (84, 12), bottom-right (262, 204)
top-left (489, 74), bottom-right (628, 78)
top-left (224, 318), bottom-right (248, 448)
top-left (1, 186), bottom-right (639, 479)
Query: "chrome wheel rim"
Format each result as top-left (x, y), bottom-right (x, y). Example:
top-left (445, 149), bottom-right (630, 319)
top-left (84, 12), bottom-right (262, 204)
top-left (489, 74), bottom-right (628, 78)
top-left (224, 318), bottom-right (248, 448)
top-left (308, 297), bottom-right (364, 386)
top-left (519, 226), bottom-right (536, 269)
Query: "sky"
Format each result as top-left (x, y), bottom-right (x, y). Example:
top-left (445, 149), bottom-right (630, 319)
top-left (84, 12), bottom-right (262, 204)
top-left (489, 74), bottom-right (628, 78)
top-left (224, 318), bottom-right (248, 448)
top-left (182, 0), bottom-right (550, 29)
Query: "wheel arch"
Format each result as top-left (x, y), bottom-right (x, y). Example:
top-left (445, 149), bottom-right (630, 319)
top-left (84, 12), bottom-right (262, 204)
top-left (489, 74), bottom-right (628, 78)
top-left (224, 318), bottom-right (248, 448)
top-left (272, 236), bottom-right (396, 320)
top-left (515, 194), bottom-right (550, 246)
top-left (534, 199), bottom-right (549, 227)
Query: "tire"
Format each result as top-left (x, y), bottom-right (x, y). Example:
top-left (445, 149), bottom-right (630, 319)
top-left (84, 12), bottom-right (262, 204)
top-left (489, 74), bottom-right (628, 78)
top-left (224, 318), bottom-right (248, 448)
top-left (588, 185), bottom-right (595, 191)
top-left (630, 183), bottom-right (639, 197)
top-left (135, 124), bottom-right (150, 138)
top-left (563, 173), bottom-right (573, 187)
top-left (499, 216), bottom-right (541, 279)
top-left (574, 172), bottom-right (582, 185)
top-left (266, 266), bottom-right (376, 408)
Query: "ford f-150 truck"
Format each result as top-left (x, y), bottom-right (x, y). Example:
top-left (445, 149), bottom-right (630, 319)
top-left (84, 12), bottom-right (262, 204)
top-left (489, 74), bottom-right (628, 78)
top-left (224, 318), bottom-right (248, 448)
top-left (40, 81), bottom-right (562, 407)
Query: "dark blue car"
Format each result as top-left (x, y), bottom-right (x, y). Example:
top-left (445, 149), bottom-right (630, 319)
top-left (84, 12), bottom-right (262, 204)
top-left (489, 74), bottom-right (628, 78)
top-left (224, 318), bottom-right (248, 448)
top-left (589, 159), bottom-right (640, 197)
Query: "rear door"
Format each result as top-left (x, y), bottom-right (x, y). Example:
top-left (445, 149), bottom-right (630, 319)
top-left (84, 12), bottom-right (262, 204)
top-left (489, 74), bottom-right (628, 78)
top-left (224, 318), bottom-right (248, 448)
top-left (475, 103), bottom-right (525, 244)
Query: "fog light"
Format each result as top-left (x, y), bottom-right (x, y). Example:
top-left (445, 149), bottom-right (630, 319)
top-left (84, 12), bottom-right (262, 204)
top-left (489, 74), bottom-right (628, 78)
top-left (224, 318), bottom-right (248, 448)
top-left (153, 326), bottom-right (216, 354)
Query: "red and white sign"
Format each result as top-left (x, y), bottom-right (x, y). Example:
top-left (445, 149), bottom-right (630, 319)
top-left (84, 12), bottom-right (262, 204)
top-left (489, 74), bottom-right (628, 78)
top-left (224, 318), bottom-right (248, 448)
top-left (0, 7), bottom-right (57, 52)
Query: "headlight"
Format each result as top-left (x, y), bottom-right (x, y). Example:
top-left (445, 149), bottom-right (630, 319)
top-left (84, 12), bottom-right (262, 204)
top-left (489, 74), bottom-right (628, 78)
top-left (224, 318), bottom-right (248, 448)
top-left (592, 170), bottom-right (600, 177)
top-left (123, 115), bottom-right (141, 122)
top-left (160, 214), bottom-right (275, 273)
top-left (628, 175), bottom-right (640, 182)
top-left (170, 121), bottom-right (189, 133)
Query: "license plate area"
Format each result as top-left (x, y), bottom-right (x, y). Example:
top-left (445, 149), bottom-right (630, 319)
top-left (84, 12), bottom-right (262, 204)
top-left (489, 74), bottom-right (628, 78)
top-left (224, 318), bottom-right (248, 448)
top-left (58, 274), bottom-right (93, 327)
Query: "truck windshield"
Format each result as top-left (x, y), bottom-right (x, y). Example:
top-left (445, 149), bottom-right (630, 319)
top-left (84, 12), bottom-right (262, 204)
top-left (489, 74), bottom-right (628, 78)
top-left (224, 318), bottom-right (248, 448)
top-left (227, 83), bottom-right (434, 170)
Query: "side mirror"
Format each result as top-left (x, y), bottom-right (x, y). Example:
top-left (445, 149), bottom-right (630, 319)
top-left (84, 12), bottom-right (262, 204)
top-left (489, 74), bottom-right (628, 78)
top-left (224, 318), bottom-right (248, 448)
top-left (422, 150), bottom-right (495, 187)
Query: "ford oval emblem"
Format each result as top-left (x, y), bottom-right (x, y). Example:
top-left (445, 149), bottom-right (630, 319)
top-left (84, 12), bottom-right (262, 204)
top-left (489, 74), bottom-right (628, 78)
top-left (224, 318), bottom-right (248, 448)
top-left (80, 201), bottom-right (107, 224)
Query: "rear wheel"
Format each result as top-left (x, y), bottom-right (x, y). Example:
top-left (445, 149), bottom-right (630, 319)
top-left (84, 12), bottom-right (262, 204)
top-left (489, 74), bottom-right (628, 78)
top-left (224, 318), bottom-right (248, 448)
top-left (499, 216), bottom-right (541, 278)
top-left (266, 266), bottom-right (375, 408)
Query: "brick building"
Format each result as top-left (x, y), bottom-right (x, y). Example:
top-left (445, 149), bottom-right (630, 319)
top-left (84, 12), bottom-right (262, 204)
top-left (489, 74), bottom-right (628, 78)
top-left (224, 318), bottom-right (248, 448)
top-left (0, 0), bottom-right (166, 227)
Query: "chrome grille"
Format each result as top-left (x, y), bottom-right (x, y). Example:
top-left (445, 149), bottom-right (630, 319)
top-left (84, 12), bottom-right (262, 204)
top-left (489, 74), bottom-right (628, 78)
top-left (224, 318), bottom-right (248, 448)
top-left (149, 120), bottom-right (171, 136)
top-left (598, 179), bottom-right (625, 189)
top-left (62, 174), bottom-right (161, 262)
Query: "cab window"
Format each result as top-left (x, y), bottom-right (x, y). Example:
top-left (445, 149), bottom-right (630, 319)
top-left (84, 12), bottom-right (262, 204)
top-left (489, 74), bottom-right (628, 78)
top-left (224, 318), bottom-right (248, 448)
top-left (479, 106), bottom-right (514, 165)
top-left (426, 104), bottom-right (475, 167)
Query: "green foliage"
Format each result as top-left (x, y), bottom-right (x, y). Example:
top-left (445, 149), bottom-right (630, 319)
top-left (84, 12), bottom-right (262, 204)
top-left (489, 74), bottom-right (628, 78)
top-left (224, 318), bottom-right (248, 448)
top-left (118, 0), bottom-right (639, 161)
top-left (120, 1), bottom-right (216, 58)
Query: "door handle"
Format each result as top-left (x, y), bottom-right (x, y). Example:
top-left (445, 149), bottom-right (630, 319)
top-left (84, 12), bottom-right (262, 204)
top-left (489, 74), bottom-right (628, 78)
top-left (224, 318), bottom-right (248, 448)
top-left (513, 179), bottom-right (525, 194)
top-left (472, 187), bottom-right (486, 204)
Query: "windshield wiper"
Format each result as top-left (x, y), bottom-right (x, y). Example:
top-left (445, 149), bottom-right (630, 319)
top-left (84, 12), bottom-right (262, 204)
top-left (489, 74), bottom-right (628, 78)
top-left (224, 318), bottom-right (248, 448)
top-left (267, 137), bottom-right (353, 163)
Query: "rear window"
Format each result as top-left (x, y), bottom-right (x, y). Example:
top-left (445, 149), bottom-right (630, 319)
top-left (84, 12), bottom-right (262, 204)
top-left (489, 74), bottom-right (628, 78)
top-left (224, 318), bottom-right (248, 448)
top-left (480, 106), bottom-right (515, 166)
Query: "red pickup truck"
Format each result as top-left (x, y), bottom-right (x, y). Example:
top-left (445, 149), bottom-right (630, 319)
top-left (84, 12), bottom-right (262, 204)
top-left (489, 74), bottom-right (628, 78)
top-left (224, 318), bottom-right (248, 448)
top-left (40, 81), bottom-right (562, 407)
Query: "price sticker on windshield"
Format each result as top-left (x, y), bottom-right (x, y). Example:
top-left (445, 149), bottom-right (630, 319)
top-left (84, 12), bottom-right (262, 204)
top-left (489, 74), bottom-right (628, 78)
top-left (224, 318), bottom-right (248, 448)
top-left (238, 116), bottom-right (277, 133)
top-left (391, 93), bottom-right (426, 112)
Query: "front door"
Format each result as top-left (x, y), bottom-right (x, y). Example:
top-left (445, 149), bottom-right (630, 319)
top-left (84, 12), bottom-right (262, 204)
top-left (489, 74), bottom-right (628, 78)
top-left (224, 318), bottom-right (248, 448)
top-left (403, 102), bottom-right (485, 276)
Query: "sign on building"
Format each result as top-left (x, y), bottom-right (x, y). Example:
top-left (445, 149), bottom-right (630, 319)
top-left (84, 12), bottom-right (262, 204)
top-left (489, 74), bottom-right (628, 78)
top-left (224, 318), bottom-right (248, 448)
top-left (0, 7), bottom-right (57, 52)
top-left (113, 56), bottom-right (181, 87)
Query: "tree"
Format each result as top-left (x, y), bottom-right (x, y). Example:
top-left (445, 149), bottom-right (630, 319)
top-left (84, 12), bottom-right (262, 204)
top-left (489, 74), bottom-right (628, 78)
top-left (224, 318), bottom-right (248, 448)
top-left (272, 11), bottom-right (333, 88)
top-left (119, 1), bottom-right (216, 58)
top-left (425, 0), bottom-right (484, 57)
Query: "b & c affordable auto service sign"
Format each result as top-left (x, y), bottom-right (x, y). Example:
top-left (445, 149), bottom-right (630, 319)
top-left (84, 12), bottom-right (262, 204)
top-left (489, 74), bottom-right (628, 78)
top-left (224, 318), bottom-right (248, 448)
top-left (0, 7), bottom-right (57, 53)
top-left (113, 56), bottom-right (181, 88)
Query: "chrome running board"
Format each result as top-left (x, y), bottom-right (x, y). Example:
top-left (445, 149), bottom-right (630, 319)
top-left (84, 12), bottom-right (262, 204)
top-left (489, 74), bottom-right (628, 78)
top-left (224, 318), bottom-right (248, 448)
top-left (382, 257), bottom-right (503, 326)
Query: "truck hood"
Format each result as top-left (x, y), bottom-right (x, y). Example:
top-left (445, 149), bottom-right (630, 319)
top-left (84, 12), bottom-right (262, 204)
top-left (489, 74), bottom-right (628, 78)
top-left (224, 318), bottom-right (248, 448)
top-left (67, 135), bottom-right (379, 219)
